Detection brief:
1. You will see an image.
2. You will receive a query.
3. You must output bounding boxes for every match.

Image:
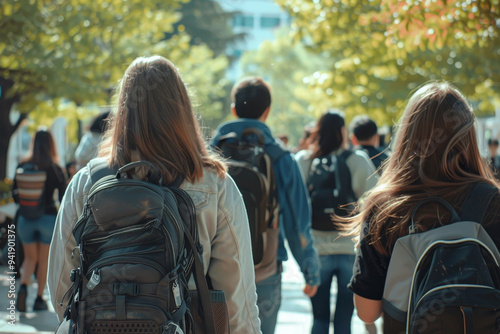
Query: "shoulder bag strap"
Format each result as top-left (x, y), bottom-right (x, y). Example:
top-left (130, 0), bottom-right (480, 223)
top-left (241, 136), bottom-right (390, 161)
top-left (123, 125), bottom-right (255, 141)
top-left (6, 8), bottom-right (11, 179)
top-left (182, 224), bottom-right (216, 334)
top-left (88, 159), bottom-right (115, 185)
top-left (336, 150), bottom-right (356, 201)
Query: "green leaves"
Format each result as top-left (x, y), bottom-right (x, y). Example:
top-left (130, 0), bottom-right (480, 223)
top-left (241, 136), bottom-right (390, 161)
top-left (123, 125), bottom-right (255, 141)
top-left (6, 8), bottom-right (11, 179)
top-left (271, 0), bottom-right (500, 127)
top-left (0, 0), bottom-right (230, 138)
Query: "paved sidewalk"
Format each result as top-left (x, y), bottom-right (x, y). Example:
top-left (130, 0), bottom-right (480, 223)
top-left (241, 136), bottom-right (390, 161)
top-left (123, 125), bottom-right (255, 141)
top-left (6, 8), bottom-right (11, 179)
top-left (0, 260), bottom-right (381, 333)
top-left (276, 259), bottom-right (382, 334)
top-left (0, 268), bottom-right (58, 334)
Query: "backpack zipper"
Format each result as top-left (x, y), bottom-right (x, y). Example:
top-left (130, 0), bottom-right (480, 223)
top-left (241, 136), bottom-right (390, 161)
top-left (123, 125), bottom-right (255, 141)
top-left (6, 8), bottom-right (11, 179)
top-left (83, 219), bottom-right (159, 245)
top-left (162, 207), bottom-right (183, 265)
top-left (86, 256), bottom-right (166, 278)
top-left (169, 188), bottom-right (198, 277)
top-left (73, 202), bottom-right (91, 235)
top-left (412, 283), bottom-right (496, 313)
top-left (161, 222), bottom-right (177, 269)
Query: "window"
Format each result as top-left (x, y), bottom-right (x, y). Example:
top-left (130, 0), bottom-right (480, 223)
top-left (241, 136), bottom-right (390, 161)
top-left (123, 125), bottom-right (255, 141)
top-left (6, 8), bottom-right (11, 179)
top-left (260, 17), bottom-right (280, 28)
top-left (233, 15), bottom-right (254, 28)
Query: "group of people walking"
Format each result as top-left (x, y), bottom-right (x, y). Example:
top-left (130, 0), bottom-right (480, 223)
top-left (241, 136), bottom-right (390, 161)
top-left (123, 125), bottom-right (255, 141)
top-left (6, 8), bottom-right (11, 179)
top-left (10, 55), bottom-right (500, 334)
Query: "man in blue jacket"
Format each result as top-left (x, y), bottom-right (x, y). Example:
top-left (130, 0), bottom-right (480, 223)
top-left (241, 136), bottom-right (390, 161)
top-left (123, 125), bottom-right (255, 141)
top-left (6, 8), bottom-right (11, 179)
top-left (211, 77), bottom-right (320, 334)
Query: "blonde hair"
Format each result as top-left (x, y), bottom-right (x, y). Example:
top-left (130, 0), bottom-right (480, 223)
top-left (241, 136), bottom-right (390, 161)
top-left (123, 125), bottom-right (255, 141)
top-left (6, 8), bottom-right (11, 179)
top-left (100, 56), bottom-right (226, 184)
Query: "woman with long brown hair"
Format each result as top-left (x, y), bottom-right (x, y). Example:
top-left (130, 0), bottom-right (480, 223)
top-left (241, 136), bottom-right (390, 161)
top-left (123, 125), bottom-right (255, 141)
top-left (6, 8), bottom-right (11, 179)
top-left (13, 129), bottom-right (67, 311)
top-left (348, 82), bottom-right (500, 328)
top-left (295, 109), bottom-right (378, 333)
top-left (48, 56), bottom-right (261, 333)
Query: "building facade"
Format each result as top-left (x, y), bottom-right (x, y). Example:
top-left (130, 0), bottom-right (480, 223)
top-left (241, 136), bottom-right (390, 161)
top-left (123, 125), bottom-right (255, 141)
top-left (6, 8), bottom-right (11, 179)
top-left (217, 0), bottom-right (290, 81)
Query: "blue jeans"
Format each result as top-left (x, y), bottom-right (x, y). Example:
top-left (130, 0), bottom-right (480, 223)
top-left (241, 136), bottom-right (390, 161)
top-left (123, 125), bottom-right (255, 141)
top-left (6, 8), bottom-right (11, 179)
top-left (256, 264), bottom-right (282, 334)
top-left (310, 254), bottom-right (355, 334)
top-left (17, 213), bottom-right (56, 244)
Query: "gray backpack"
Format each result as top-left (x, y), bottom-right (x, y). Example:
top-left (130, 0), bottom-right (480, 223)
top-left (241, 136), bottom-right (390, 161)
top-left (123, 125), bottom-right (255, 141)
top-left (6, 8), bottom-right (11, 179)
top-left (382, 183), bottom-right (500, 334)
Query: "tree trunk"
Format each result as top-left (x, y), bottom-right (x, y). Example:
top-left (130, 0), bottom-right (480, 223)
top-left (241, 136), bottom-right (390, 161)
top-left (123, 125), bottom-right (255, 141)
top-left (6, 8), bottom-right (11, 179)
top-left (0, 77), bottom-right (23, 180)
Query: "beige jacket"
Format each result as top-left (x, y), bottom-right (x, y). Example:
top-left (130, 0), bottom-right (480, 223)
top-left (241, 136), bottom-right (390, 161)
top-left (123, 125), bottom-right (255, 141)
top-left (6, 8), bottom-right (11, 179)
top-left (47, 160), bottom-right (261, 334)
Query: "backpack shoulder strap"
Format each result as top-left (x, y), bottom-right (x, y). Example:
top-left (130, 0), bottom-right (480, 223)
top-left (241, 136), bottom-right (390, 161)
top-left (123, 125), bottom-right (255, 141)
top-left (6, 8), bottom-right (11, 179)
top-left (264, 142), bottom-right (288, 162)
top-left (339, 149), bottom-right (353, 161)
top-left (88, 159), bottom-right (116, 185)
top-left (335, 150), bottom-right (356, 201)
top-left (460, 182), bottom-right (498, 223)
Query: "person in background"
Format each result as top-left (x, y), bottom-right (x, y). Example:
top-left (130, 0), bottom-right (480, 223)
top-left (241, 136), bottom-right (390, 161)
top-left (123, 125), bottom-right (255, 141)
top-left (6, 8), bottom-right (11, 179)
top-left (211, 77), bottom-right (320, 334)
top-left (65, 161), bottom-right (77, 184)
top-left (295, 121), bottom-right (316, 153)
top-left (295, 110), bottom-right (378, 334)
top-left (12, 129), bottom-right (67, 312)
top-left (347, 82), bottom-right (500, 330)
top-left (74, 110), bottom-right (110, 170)
top-left (278, 134), bottom-right (289, 147)
top-left (350, 115), bottom-right (389, 175)
top-left (47, 56), bottom-right (261, 333)
top-left (487, 138), bottom-right (500, 179)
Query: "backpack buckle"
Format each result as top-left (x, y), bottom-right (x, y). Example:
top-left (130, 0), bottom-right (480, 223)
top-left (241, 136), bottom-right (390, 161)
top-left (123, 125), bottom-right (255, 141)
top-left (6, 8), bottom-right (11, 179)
top-left (162, 321), bottom-right (184, 334)
top-left (409, 224), bottom-right (418, 234)
top-left (113, 283), bottom-right (139, 296)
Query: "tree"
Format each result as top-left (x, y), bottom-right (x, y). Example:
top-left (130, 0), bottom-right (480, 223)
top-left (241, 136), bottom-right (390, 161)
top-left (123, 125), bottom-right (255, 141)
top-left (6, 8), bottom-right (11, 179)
top-left (273, 0), bottom-right (500, 126)
top-left (164, 0), bottom-right (245, 56)
top-left (161, 0), bottom-right (246, 131)
top-left (0, 0), bottom-right (229, 179)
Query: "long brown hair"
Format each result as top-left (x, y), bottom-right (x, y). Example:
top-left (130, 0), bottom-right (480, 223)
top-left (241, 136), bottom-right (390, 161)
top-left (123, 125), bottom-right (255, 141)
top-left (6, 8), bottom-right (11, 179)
top-left (310, 109), bottom-right (345, 159)
top-left (25, 129), bottom-right (59, 169)
top-left (349, 81), bottom-right (499, 256)
top-left (100, 56), bottom-right (226, 184)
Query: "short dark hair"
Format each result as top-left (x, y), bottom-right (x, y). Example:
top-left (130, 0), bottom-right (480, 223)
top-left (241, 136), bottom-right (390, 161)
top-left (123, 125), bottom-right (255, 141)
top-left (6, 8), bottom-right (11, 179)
top-left (350, 115), bottom-right (378, 141)
top-left (231, 77), bottom-right (271, 119)
top-left (488, 138), bottom-right (499, 146)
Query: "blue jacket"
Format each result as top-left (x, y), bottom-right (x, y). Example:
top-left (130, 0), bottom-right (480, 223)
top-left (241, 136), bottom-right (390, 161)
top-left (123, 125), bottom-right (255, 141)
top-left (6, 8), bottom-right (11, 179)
top-left (211, 119), bottom-right (320, 286)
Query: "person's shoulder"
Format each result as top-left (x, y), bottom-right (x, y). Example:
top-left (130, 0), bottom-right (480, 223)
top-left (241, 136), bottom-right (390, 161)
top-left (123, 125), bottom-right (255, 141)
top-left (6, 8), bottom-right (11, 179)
top-left (264, 139), bottom-right (289, 161)
top-left (49, 162), bottom-right (65, 171)
top-left (64, 164), bottom-right (93, 199)
top-left (181, 166), bottom-right (221, 194)
top-left (485, 190), bottom-right (500, 217)
top-left (348, 149), bottom-right (372, 164)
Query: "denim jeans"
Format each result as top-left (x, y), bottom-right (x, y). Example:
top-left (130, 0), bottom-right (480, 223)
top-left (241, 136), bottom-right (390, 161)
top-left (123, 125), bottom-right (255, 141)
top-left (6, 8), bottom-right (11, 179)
top-left (256, 264), bottom-right (282, 334)
top-left (18, 214), bottom-right (57, 244)
top-left (310, 254), bottom-right (355, 334)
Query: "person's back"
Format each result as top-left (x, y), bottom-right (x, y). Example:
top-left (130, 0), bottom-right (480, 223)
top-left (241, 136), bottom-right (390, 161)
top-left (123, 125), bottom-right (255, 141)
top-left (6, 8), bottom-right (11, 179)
top-left (211, 77), bottom-right (320, 334)
top-left (48, 56), bottom-right (261, 333)
top-left (12, 129), bottom-right (66, 312)
top-left (295, 110), bottom-right (378, 334)
top-left (347, 82), bottom-right (500, 333)
top-left (349, 115), bottom-right (389, 173)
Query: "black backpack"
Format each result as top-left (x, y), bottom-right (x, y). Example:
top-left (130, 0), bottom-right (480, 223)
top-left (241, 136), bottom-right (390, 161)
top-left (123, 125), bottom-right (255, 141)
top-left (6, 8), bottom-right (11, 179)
top-left (382, 183), bottom-right (500, 334)
top-left (14, 163), bottom-right (47, 219)
top-left (215, 128), bottom-right (285, 265)
top-left (58, 160), bottom-right (217, 334)
top-left (307, 150), bottom-right (356, 231)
